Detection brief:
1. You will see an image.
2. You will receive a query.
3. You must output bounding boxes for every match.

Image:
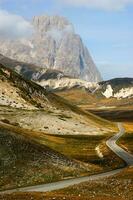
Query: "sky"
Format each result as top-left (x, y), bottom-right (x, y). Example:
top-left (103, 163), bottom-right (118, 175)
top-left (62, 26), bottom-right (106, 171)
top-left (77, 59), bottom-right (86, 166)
top-left (0, 0), bottom-right (133, 80)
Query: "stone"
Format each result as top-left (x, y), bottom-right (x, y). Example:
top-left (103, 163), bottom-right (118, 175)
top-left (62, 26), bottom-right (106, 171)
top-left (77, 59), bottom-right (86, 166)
top-left (0, 15), bottom-right (102, 82)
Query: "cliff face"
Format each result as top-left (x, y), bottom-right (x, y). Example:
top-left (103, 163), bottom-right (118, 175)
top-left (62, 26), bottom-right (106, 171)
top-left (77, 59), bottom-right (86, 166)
top-left (0, 54), bottom-right (98, 92)
top-left (0, 15), bottom-right (102, 82)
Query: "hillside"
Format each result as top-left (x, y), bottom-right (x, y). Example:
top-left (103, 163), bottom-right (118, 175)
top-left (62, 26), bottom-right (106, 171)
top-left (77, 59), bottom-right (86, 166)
top-left (0, 64), bottom-right (119, 191)
top-left (0, 111), bottom-right (122, 191)
top-left (0, 54), bottom-right (67, 82)
top-left (0, 54), bottom-right (98, 92)
top-left (98, 78), bottom-right (133, 99)
top-left (0, 125), bottom-right (93, 190)
top-left (56, 86), bottom-right (133, 122)
top-left (0, 63), bottom-right (117, 135)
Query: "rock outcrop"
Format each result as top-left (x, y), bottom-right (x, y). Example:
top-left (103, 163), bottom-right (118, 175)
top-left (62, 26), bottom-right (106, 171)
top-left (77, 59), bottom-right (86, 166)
top-left (0, 15), bottom-right (102, 82)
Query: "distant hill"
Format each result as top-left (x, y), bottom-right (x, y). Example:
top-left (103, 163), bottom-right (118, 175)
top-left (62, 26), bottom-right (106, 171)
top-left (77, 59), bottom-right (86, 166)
top-left (56, 77), bottom-right (133, 101)
top-left (98, 78), bottom-right (133, 99)
top-left (0, 53), bottom-right (98, 92)
top-left (0, 54), bottom-right (132, 99)
top-left (56, 78), bottom-right (133, 122)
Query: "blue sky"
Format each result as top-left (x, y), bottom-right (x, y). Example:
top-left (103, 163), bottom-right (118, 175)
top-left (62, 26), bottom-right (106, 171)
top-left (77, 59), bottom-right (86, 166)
top-left (0, 0), bottom-right (133, 80)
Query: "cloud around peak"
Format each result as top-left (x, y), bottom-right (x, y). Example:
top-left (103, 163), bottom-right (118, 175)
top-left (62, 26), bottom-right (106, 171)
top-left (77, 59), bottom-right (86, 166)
top-left (0, 9), bottom-right (33, 39)
top-left (58, 0), bottom-right (133, 11)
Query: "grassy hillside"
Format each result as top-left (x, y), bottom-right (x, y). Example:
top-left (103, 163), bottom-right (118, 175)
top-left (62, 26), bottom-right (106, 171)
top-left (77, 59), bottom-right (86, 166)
top-left (118, 123), bottom-right (133, 154)
top-left (0, 120), bottom-right (124, 191)
top-left (44, 167), bottom-right (133, 200)
top-left (56, 88), bottom-right (133, 122)
top-left (99, 78), bottom-right (133, 93)
top-left (56, 87), bottom-right (133, 109)
top-left (0, 125), bottom-right (94, 191)
top-left (0, 64), bottom-right (121, 191)
top-left (0, 64), bottom-right (117, 134)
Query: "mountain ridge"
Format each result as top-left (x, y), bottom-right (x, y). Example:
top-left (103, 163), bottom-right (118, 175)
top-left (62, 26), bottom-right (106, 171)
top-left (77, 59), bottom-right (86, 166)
top-left (0, 53), bottom-right (132, 99)
top-left (0, 15), bottom-right (102, 82)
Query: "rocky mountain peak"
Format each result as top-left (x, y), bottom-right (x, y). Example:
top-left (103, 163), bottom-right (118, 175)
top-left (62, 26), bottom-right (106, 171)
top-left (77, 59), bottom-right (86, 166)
top-left (0, 15), bottom-right (102, 82)
top-left (32, 15), bottom-right (74, 32)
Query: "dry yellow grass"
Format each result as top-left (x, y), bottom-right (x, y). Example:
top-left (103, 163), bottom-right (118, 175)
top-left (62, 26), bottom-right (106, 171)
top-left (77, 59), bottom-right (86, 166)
top-left (1, 168), bottom-right (132, 200)
top-left (56, 88), bottom-right (133, 110)
top-left (118, 122), bottom-right (133, 154)
top-left (123, 122), bottom-right (133, 133)
top-left (1, 123), bottom-right (96, 191)
top-left (44, 167), bottom-right (133, 200)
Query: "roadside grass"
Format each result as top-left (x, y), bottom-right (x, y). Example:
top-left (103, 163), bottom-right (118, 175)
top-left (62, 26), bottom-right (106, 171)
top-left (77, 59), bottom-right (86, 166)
top-left (44, 167), bottom-right (133, 200)
top-left (38, 134), bottom-right (124, 171)
top-left (39, 134), bottom-right (107, 163)
top-left (118, 132), bottom-right (133, 154)
top-left (1, 167), bottom-right (132, 200)
top-left (123, 123), bottom-right (133, 133)
top-left (118, 123), bottom-right (133, 154)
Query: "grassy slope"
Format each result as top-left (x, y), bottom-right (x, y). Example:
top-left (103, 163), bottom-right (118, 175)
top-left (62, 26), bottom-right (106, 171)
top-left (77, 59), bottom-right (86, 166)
top-left (0, 124), bottom-right (94, 191)
top-left (43, 167), bottom-right (133, 200)
top-left (118, 123), bottom-right (133, 154)
top-left (0, 64), bottom-right (117, 132)
top-left (36, 133), bottom-right (124, 170)
top-left (56, 88), bottom-right (97, 106)
top-left (1, 168), bottom-right (132, 200)
top-left (0, 118), bottom-right (124, 191)
top-left (56, 88), bottom-right (133, 108)
top-left (0, 65), bottom-right (124, 191)
top-left (0, 121), bottom-right (126, 197)
top-left (56, 88), bottom-right (133, 116)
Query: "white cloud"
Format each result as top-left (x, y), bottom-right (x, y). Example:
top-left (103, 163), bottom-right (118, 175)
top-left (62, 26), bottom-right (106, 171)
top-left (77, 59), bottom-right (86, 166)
top-left (0, 10), bottom-right (33, 39)
top-left (58, 0), bottom-right (133, 11)
top-left (47, 24), bottom-right (74, 42)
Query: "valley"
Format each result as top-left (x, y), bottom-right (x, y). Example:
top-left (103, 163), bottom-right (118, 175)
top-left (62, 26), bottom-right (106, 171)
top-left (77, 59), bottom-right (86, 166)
top-left (0, 63), bottom-right (132, 200)
top-left (0, 12), bottom-right (132, 200)
top-left (0, 122), bottom-right (132, 198)
top-left (0, 64), bottom-right (122, 193)
top-left (0, 106), bottom-right (123, 191)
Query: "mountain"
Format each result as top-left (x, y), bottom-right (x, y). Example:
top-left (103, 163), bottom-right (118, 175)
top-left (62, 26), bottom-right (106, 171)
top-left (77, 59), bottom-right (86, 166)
top-left (98, 78), bottom-right (133, 99)
top-left (0, 53), bottom-right (66, 81)
top-left (0, 54), bottom-right (132, 98)
top-left (0, 15), bottom-right (102, 82)
top-left (57, 78), bottom-right (133, 100)
top-left (0, 64), bottom-right (117, 191)
top-left (0, 53), bottom-right (98, 92)
top-left (56, 78), bottom-right (133, 122)
top-left (36, 77), bottom-right (98, 92)
top-left (55, 77), bottom-right (133, 105)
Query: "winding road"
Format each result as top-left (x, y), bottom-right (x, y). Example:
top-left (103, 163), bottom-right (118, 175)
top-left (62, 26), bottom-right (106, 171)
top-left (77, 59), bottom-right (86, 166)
top-left (1, 123), bottom-right (133, 193)
top-left (106, 123), bottom-right (133, 166)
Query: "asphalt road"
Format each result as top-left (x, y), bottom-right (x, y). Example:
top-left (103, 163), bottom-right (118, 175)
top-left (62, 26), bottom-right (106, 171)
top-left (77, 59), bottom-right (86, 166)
top-left (106, 123), bottom-right (133, 166)
top-left (1, 123), bottom-right (133, 193)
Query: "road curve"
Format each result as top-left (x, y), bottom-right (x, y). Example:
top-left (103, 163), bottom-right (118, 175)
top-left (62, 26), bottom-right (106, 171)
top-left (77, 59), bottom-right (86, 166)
top-left (1, 123), bottom-right (133, 193)
top-left (106, 123), bottom-right (133, 166)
